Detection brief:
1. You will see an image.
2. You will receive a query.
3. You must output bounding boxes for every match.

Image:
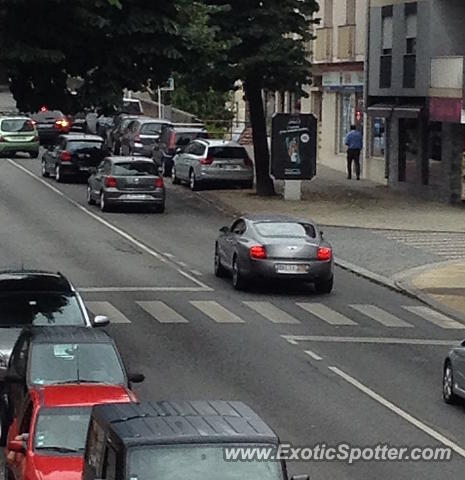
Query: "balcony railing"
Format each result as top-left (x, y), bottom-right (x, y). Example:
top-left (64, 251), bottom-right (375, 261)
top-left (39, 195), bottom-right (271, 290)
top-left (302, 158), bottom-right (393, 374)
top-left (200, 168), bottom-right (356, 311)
top-left (314, 27), bottom-right (333, 63)
top-left (337, 25), bottom-right (355, 60)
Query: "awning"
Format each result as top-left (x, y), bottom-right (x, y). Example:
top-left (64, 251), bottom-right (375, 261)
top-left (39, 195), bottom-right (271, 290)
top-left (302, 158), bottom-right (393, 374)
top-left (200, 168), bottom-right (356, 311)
top-left (394, 105), bottom-right (423, 118)
top-left (367, 104), bottom-right (395, 117)
top-left (367, 103), bottom-right (424, 118)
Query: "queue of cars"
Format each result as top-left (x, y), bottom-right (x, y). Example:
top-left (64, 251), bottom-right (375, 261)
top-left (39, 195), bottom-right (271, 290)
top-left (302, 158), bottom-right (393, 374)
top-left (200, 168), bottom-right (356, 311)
top-left (0, 268), bottom-right (309, 480)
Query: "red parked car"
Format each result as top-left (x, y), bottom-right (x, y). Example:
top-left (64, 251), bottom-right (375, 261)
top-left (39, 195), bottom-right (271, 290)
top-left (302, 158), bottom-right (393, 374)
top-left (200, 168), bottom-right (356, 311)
top-left (5, 384), bottom-right (137, 480)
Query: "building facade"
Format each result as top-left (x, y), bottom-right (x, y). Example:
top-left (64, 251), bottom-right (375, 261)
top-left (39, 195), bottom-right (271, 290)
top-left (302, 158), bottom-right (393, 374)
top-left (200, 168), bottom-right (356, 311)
top-left (366, 0), bottom-right (465, 202)
top-left (303, 0), bottom-right (368, 175)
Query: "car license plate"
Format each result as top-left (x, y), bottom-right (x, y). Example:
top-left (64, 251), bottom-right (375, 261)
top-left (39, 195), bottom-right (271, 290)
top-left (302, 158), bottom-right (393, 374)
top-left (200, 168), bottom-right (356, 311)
top-left (37, 124), bottom-right (48, 129)
top-left (276, 264), bottom-right (308, 274)
top-left (225, 165), bottom-right (240, 170)
top-left (126, 194), bottom-right (147, 200)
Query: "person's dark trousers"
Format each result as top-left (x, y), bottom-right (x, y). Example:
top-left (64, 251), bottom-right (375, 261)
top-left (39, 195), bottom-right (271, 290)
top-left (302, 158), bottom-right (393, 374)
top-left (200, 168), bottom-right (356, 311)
top-left (347, 148), bottom-right (361, 180)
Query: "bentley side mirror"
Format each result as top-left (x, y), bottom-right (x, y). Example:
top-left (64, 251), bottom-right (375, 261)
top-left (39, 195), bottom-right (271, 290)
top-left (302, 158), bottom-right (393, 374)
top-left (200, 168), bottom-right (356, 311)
top-left (219, 226), bottom-right (230, 234)
top-left (128, 373), bottom-right (145, 384)
top-left (320, 230), bottom-right (324, 236)
top-left (461, 340), bottom-right (465, 347)
top-left (93, 315), bottom-right (110, 327)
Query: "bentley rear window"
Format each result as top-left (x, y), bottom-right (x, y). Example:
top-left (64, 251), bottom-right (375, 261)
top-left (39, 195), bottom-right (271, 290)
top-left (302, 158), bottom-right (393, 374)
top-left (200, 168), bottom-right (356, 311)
top-left (254, 222), bottom-right (316, 238)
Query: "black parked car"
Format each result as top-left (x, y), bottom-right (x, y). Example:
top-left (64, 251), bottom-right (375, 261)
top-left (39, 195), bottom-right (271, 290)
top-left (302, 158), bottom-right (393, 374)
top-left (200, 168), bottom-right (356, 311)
top-left (153, 124), bottom-right (208, 177)
top-left (41, 134), bottom-right (108, 182)
top-left (30, 109), bottom-right (71, 145)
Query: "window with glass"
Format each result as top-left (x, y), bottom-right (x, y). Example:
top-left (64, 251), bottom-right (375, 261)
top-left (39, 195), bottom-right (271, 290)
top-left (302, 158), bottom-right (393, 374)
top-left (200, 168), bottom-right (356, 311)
top-left (1, 119), bottom-right (35, 132)
top-left (371, 117), bottom-right (385, 158)
top-left (34, 407), bottom-right (91, 454)
top-left (254, 222), bottom-right (316, 239)
top-left (0, 293), bottom-right (86, 327)
top-left (128, 445), bottom-right (284, 480)
top-left (29, 343), bottom-right (126, 386)
top-left (339, 92), bottom-right (354, 153)
top-left (112, 162), bottom-right (158, 176)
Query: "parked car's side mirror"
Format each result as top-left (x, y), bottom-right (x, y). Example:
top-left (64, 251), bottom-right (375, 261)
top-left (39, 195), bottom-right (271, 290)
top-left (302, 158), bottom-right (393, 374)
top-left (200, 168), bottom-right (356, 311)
top-left (175, 147), bottom-right (182, 154)
top-left (93, 315), bottom-right (110, 327)
top-left (320, 230), bottom-right (324, 236)
top-left (8, 439), bottom-right (27, 454)
top-left (219, 226), bottom-right (230, 234)
top-left (128, 373), bottom-right (145, 384)
top-left (461, 340), bottom-right (465, 347)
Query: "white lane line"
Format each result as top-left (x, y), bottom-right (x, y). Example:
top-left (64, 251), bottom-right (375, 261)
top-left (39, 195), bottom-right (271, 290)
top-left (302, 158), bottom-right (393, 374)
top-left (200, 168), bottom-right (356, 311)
top-left (80, 286), bottom-right (207, 292)
top-left (281, 335), bottom-right (462, 345)
top-left (190, 301), bottom-right (245, 324)
top-left (190, 270), bottom-right (203, 277)
top-left (243, 301), bottom-right (300, 324)
top-left (305, 350), bottom-right (322, 361)
top-left (7, 159), bottom-right (213, 292)
top-left (403, 306), bottom-right (465, 329)
top-left (329, 366), bottom-right (465, 459)
top-left (137, 301), bottom-right (189, 323)
top-left (297, 303), bottom-right (357, 326)
top-left (85, 301), bottom-right (131, 324)
top-left (350, 304), bottom-right (413, 328)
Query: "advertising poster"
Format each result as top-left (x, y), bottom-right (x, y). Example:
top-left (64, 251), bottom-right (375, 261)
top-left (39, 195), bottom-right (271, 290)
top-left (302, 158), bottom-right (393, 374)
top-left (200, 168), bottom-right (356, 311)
top-left (271, 113), bottom-right (317, 180)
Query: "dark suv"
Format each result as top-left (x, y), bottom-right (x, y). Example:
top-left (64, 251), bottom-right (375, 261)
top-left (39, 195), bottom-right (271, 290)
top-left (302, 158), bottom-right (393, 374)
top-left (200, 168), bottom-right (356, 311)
top-left (83, 400), bottom-right (308, 480)
top-left (119, 118), bottom-right (171, 157)
top-left (153, 124), bottom-right (208, 177)
top-left (41, 134), bottom-right (109, 182)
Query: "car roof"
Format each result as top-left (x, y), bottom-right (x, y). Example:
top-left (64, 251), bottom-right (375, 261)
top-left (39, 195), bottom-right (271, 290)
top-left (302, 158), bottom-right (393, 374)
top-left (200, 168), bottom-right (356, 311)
top-left (25, 326), bottom-right (113, 344)
top-left (170, 127), bottom-right (207, 134)
top-left (60, 134), bottom-right (103, 142)
top-left (0, 270), bottom-right (73, 293)
top-left (197, 139), bottom-right (244, 148)
top-left (0, 116), bottom-right (32, 121)
top-left (91, 401), bottom-right (278, 447)
top-left (242, 213), bottom-right (317, 224)
top-left (137, 117), bottom-right (171, 124)
top-left (108, 156), bottom-right (154, 164)
top-left (33, 384), bottom-right (133, 409)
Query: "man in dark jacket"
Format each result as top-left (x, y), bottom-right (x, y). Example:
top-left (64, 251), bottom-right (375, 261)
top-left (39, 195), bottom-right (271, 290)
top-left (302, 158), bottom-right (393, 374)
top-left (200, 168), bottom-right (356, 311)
top-left (345, 125), bottom-right (363, 180)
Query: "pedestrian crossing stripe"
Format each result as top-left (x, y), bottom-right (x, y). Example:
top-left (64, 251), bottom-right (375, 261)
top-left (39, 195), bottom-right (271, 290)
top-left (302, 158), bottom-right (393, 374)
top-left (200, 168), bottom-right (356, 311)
top-left (85, 300), bottom-right (465, 330)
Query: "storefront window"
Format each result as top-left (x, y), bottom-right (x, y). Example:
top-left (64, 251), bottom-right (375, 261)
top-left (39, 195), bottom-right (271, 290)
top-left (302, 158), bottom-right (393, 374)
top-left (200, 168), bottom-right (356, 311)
top-left (371, 117), bottom-right (385, 157)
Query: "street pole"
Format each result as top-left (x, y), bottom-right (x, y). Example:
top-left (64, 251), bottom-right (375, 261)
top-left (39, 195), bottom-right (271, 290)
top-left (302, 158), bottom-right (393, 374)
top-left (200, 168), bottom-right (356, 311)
top-left (158, 86), bottom-right (162, 119)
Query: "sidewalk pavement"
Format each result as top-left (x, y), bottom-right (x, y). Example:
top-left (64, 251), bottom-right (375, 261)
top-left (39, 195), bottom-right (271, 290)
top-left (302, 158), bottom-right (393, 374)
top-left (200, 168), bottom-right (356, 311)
top-left (198, 164), bottom-right (465, 319)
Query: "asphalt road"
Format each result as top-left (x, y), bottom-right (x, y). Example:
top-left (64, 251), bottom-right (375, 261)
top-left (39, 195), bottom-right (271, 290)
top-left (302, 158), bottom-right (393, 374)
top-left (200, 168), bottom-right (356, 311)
top-left (1, 156), bottom-right (465, 479)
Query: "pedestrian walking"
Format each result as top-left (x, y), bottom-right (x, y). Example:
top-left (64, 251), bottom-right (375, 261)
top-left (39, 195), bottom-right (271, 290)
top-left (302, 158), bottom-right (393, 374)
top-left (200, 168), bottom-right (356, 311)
top-left (345, 125), bottom-right (363, 180)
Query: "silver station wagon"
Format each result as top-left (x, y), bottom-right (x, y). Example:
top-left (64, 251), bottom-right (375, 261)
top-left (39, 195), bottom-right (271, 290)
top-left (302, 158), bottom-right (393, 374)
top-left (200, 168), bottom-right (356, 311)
top-left (171, 139), bottom-right (254, 190)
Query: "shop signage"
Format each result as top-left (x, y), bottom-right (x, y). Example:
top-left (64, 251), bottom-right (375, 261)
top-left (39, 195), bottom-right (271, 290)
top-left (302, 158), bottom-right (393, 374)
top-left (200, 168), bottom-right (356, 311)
top-left (429, 97), bottom-right (462, 123)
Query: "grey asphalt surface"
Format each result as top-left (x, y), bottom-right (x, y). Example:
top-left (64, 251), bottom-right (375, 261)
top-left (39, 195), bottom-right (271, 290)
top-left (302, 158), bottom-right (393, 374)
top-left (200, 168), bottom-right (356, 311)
top-left (1, 156), bottom-right (465, 479)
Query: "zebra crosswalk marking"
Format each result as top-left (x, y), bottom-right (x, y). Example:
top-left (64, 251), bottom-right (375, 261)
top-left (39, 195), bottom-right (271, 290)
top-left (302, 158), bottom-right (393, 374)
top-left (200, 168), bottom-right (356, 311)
top-left (190, 301), bottom-right (245, 323)
top-left (137, 301), bottom-right (189, 323)
top-left (243, 301), bottom-right (300, 324)
top-left (297, 303), bottom-right (357, 326)
top-left (403, 306), bottom-right (465, 329)
top-left (85, 301), bottom-right (131, 324)
top-left (350, 304), bottom-right (413, 328)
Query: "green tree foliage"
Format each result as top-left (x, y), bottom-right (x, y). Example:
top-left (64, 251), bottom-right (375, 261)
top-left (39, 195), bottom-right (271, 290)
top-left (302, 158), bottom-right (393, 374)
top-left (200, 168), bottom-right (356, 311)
top-left (0, 0), bottom-right (212, 113)
top-left (201, 0), bottom-right (319, 195)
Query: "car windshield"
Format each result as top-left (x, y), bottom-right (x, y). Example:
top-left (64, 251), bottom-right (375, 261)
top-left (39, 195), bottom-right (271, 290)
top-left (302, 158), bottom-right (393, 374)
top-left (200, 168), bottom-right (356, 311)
top-left (67, 141), bottom-right (103, 153)
top-left (1, 119), bottom-right (34, 132)
top-left (140, 123), bottom-right (163, 135)
top-left (176, 131), bottom-right (208, 146)
top-left (0, 293), bottom-right (85, 327)
top-left (254, 222), bottom-right (316, 238)
top-left (208, 146), bottom-right (248, 159)
top-left (128, 445), bottom-right (284, 480)
top-left (30, 343), bottom-right (126, 386)
top-left (113, 162), bottom-right (158, 176)
top-left (34, 406), bottom-right (91, 454)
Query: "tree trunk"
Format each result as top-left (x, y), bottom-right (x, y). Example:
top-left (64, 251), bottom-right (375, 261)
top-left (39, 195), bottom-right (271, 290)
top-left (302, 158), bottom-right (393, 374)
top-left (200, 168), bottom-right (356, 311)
top-left (244, 76), bottom-right (275, 196)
